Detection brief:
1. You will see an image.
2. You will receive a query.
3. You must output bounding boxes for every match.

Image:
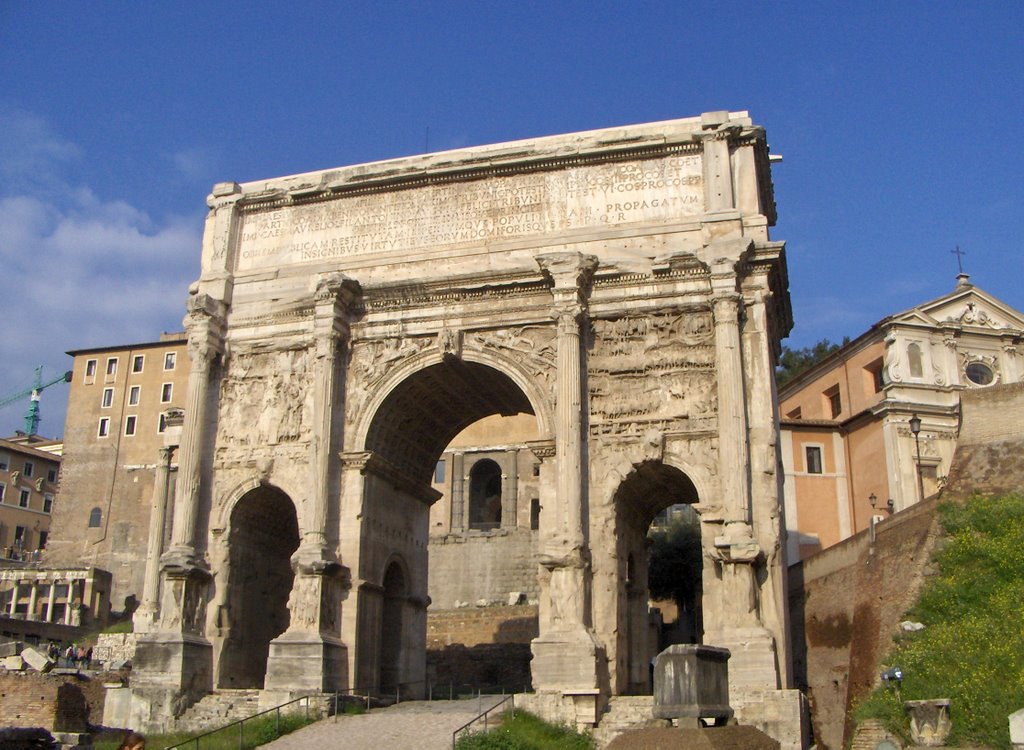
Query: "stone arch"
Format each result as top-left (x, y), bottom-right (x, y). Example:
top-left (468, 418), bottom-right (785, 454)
top-left (467, 458), bottom-right (503, 530)
top-left (611, 460), bottom-right (702, 695)
top-left (350, 344), bottom-right (555, 460)
top-left (216, 483), bottom-right (299, 689)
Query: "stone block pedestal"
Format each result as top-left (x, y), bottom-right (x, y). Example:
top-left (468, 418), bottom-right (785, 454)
top-left (653, 644), bottom-right (732, 723)
top-left (263, 631), bottom-right (348, 694)
top-left (129, 633), bottom-right (212, 733)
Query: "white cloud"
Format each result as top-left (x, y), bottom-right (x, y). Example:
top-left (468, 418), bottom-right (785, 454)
top-left (0, 108), bottom-right (201, 437)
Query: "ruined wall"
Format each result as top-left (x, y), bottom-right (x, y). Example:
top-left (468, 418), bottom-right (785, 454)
top-left (427, 529), bottom-right (539, 609)
top-left (945, 381), bottom-right (1024, 496)
top-left (789, 499), bottom-right (941, 750)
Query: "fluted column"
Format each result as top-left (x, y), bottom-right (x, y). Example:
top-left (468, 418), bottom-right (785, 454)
top-left (298, 274), bottom-right (359, 566)
top-left (46, 581), bottom-right (57, 623)
top-left (501, 449), bottom-right (518, 529)
top-left (27, 582), bottom-right (38, 621)
top-left (136, 446), bottom-right (174, 632)
top-left (8, 582), bottom-right (18, 616)
top-left (530, 252), bottom-right (601, 697)
top-left (451, 452), bottom-right (465, 530)
top-left (165, 293), bottom-right (225, 568)
top-left (712, 288), bottom-right (751, 524)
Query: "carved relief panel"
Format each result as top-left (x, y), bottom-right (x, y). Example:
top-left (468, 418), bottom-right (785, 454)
top-left (588, 312), bottom-right (717, 439)
top-left (217, 349), bottom-right (313, 447)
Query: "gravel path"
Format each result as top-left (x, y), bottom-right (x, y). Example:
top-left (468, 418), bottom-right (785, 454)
top-left (260, 696), bottom-right (508, 750)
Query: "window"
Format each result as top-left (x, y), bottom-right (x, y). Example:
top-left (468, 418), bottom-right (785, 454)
top-left (864, 358), bottom-right (885, 394)
top-left (102, 388), bottom-right (114, 408)
top-left (907, 343), bottom-right (923, 378)
top-left (786, 407), bottom-right (802, 419)
top-left (129, 385), bottom-right (141, 406)
top-left (0, 453), bottom-right (7, 471)
top-left (43, 493), bottom-right (54, 513)
top-left (23, 461), bottom-right (33, 478)
top-left (158, 412), bottom-right (167, 434)
top-left (38, 531), bottom-right (48, 549)
top-left (85, 359), bottom-right (97, 379)
top-left (164, 352), bottom-right (176, 370)
top-left (468, 459), bottom-right (503, 530)
top-left (125, 415), bottom-right (137, 436)
top-left (805, 446), bottom-right (823, 474)
top-left (0, 483), bottom-right (5, 502)
top-left (824, 385), bottom-right (842, 419)
top-left (88, 507), bottom-right (102, 528)
top-left (19, 489), bottom-right (30, 508)
top-left (14, 526), bottom-right (26, 547)
top-left (965, 361), bottom-right (994, 386)
top-left (132, 354), bottom-right (145, 373)
top-left (105, 357), bottom-right (118, 377)
top-left (160, 383), bottom-right (173, 403)
top-left (530, 498), bottom-right (541, 530)
top-left (47, 468), bottom-right (57, 483)
top-left (532, 464), bottom-right (540, 477)
top-left (98, 418), bottom-right (110, 438)
top-left (434, 460), bottom-right (445, 483)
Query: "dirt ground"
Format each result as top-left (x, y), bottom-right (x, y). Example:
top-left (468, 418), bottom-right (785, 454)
top-left (605, 725), bottom-right (781, 750)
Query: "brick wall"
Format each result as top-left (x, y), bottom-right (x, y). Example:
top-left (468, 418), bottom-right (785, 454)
top-left (426, 605), bottom-right (537, 692)
top-left (945, 382), bottom-right (1024, 496)
top-left (0, 672), bottom-right (100, 731)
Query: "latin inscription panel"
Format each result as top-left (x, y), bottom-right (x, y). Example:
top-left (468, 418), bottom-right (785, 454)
top-left (236, 155), bottom-right (703, 270)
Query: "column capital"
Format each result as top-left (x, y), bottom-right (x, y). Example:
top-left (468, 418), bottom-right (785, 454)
top-left (537, 252), bottom-right (599, 319)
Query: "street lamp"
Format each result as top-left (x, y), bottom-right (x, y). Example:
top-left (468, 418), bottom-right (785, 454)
top-left (909, 413), bottom-right (924, 504)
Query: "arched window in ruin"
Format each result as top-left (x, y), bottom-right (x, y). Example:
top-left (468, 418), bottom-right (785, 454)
top-left (468, 459), bottom-right (502, 530)
top-left (88, 507), bottom-right (102, 528)
top-left (907, 342), bottom-right (924, 378)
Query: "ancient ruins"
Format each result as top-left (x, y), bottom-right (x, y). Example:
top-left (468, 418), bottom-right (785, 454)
top-left (130, 111), bottom-right (803, 739)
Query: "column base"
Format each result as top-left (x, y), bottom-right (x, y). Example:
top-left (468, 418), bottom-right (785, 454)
top-left (705, 627), bottom-right (779, 692)
top-left (129, 632), bottom-right (212, 733)
top-left (531, 629), bottom-right (601, 693)
top-left (263, 631), bottom-right (348, 694)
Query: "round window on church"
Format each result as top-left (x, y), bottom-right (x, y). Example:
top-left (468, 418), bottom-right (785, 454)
top-left (965, 361), bottom-right (994, 386)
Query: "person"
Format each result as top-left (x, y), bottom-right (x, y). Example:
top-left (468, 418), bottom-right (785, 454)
top-left (85, 646), bottom-right (93, 669)
top-left (116, 731), bottom-right (145, 750)
top-left (64, 644), bottom-right (75, 668)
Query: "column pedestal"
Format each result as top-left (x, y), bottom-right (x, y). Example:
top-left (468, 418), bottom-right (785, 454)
top-left (130, 632), bottom-right (212, 733)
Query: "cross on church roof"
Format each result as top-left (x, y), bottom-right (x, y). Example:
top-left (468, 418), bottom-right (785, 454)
top-left (952, 245), bottom-right (967, 274)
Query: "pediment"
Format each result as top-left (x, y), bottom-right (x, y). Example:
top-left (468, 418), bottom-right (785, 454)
top-left (892, 286), bottom-right (1024, 332)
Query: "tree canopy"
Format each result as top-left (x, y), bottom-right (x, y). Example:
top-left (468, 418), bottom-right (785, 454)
top-left (775, 337), bottom-right (851, 389)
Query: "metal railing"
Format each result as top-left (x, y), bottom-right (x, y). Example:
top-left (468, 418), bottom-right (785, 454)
top-left (165, 694), bottom-right (312, 750)
top-left (451, 694), bottom-right (515, 748)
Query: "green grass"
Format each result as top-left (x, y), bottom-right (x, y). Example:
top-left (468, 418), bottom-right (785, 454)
top-left (95, 710), bottom-right (317, 750)
top-left (853, 493), bottom-right (1024, 749)
top-left (455, 709), bottom-right (594, 750)
top-left (101, 619), bottom-right (134, 634)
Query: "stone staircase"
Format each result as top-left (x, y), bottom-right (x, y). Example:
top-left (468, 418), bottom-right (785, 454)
top-left (592, 695), bottom-right (668, 748)
top-left (173, 689), bottom-right (262, 732)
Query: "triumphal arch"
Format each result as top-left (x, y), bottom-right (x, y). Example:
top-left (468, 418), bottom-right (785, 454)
top-left (131, 111), bottom-right (798, 734)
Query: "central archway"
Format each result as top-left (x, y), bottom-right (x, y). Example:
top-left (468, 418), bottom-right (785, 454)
top-left (355, 356), bottom-right (545, 695)
top-left (217, 484), bottom-right (299, 689)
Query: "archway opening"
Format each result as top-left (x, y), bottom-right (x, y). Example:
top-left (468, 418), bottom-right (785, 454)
top-left (613, 461), bottom-right (702, 695)
top-left (360, 358), bottom-right (541, 696)
top-left (218, 484), bottom-right (299, 689)
top-left (380, 561), bottom-right (406, 693)
top-left (468, 459), bottom-right (503, 530)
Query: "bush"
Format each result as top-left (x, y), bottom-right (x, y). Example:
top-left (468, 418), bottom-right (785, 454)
top-left (455, 710), bottom-right (594, 750)
top-left (854, 494), bottom-right (1024, 749)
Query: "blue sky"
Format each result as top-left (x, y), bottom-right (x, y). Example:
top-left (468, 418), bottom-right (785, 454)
top-left (1, 2), bottom-right (1022, 437)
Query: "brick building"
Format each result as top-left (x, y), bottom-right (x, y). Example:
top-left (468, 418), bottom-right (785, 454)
top-left (0, 437), bottom-right (61, 560)
top-left (44, 333), bottom-right (190, 610)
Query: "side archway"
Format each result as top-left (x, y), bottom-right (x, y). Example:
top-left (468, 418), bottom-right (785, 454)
top-left (612, 461), bottom-right (702, 695)
top-left (217, 483), bottom-right (299, 689)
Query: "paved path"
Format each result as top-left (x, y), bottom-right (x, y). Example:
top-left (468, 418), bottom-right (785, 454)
top-left (260, 697), bottom-right (508, 750)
